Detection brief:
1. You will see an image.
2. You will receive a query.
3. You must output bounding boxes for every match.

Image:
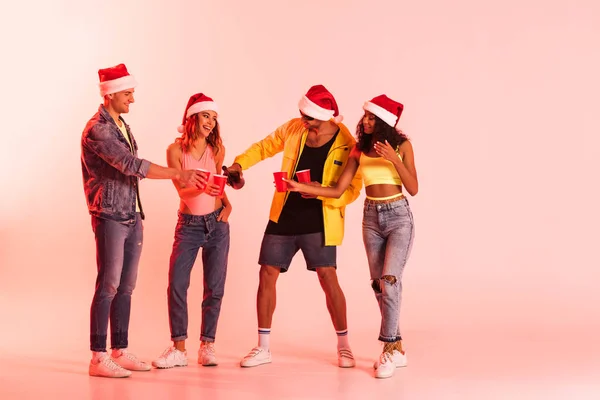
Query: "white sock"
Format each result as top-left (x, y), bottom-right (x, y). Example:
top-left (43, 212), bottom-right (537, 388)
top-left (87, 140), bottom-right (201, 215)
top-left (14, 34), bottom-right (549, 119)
top-left (92, 351), bottom-right (107, 363)
top-left (258, 328), bottom-right (271, 350)
top-left (336, 330), bottom-right (350, 350)
top-left (111, 348), bottom-right (125, 358)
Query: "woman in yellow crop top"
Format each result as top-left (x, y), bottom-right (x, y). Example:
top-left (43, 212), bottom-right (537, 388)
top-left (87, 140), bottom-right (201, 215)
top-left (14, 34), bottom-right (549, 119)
top-left (285, 95), bottom-right (418, 379)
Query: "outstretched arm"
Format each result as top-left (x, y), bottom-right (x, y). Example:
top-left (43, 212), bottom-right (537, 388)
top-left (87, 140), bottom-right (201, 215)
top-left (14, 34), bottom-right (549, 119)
top-left (84, 125), bottom-right (149, 178)
top-left (286, 148), bottom-right (361, 199)
top-left (230, 120), bottom-right (292, 174)
top-left (85, 125), bottom-right (202, 186)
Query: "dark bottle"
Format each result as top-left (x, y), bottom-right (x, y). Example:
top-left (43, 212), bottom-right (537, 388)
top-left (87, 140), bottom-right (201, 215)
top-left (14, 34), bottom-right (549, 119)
top-left (222, 165), bottom-right (245, 190)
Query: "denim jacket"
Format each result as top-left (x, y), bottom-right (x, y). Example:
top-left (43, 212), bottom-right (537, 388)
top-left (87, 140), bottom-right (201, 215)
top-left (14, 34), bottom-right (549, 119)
top-left (81, 105), bottom-right (151, 223)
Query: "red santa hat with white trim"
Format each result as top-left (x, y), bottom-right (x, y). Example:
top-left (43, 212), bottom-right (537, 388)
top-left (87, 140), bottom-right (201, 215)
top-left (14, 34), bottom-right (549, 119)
top-left (177, 93), bottom-right (219, 133)
top-left (298, 84), bottom-right (343, 123)
top-left (98, 63), bottom-right (137, 97)
top-left (363, 95), bottom-right (404, 128)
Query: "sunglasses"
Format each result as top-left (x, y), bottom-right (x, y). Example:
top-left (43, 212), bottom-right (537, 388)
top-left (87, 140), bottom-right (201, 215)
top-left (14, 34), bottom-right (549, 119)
top-left (299, 111), bottom-right (314, 121)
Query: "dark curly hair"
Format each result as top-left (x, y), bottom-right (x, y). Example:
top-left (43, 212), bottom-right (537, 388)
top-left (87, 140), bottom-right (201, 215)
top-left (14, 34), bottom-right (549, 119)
top-left (356, 113), bottom-right (408, 153)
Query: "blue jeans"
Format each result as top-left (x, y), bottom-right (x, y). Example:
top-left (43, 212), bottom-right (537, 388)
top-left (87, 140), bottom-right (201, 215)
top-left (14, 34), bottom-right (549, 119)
top-left (90, 213), bottom-right (143, 352)
top-left (362, 198), bottom-right (414, 342)
top-left (168, 209), bottom-right (230, 342)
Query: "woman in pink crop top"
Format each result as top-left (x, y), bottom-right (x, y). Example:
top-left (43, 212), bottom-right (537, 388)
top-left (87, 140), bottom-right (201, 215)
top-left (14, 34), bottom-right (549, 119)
top-left (286, 95), bottom-right (418, 379)
top-left (152, 93), bottom-right (232, 369)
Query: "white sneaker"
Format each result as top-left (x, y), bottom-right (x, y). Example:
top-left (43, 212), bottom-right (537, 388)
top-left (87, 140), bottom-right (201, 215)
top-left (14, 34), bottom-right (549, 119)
top-left (198, 342), bottom-right (218, 366)
top-left (112, 349), bottom-right (151, 371)
top-left (240, 347), bottom-right (272, 367)
top-left (338, 348), bottom-right (356, 368)
top-left (375, 352), bottom-right (396, 379)
top-left (152, 347), bottom-right (189, 369)
top-left (373, 349), bottom-right (407, 369)
top-left (89, 353), bottom-right (132, 378)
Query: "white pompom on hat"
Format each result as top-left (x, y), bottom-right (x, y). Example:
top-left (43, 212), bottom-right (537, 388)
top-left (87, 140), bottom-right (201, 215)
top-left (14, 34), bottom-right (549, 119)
top-left (177, 93), bottom-right (219, 133)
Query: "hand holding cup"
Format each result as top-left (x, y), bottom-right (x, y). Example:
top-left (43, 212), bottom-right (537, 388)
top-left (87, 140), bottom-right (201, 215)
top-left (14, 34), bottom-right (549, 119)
top-left (222, 164), bottom-right (245, 189)
top-left (273, 171), bottom-right (288, 192)
top-left (211, 174), bottom-right (227, 197)
top-left (195, 168), bottom-right (211, 190)
top-left (300, 181), bottom-right (320, 198)
top-left (179, 169), bottom-right (208, 188)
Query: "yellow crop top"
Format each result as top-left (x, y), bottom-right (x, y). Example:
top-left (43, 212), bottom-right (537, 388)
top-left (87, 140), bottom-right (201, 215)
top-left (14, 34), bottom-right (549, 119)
top-left (358, 153), bottom-right (403, 186)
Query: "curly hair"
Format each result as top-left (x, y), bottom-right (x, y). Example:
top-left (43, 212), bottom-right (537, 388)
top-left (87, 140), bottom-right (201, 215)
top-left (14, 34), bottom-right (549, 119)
top-left (355, 113), bottom-right (408, 153)
top-left (175, 113), bottom-right (222, 155)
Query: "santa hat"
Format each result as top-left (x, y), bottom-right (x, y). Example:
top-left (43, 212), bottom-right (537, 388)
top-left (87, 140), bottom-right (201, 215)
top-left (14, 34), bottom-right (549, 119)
top-left (298, 84), bottom-right (343, 123)
top-left (98, 64), bottom-right (137, 97)
top-left (363, 95), bottom-right (404, 128)
top-left (177, 93), bottom-right (219, 133)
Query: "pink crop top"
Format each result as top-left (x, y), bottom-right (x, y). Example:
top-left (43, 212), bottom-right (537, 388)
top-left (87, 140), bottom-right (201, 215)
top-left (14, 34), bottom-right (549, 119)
top-left (181, 146), bottom-right (218, 215)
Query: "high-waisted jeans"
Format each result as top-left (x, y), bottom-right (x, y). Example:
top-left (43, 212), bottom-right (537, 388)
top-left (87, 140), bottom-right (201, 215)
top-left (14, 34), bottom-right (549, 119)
top-left (168, 209), bottom-right (230, 342)
top-left (362, 197), bottom-right (414, 342)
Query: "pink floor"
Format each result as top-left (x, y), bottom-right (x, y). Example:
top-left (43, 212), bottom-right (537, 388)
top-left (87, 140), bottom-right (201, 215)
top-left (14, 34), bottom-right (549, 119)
top-left (2, 327), bottom-right (599, 399)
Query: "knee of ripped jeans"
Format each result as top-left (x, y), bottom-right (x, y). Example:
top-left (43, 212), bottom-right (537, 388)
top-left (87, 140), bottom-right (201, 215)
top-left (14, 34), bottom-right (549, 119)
top-left (371, 279), bottom-right (381, 293)
top-left (371, 275), bottom-right (397, 293)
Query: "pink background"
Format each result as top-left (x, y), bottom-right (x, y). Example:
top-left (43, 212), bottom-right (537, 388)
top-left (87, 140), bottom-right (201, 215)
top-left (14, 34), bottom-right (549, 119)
top-left (1, 0), bottom-right (599, 398)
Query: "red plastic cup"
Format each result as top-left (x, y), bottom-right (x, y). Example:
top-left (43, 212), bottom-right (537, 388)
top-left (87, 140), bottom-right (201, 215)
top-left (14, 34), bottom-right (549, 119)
top-left (212, 174), bottom-right (227, 196)
top-left (273, 171), bottom-right (288, 192)
top-left (196, 168), bottom-right (211, 189)
top-left (295, 169), bottom-right (311, 183)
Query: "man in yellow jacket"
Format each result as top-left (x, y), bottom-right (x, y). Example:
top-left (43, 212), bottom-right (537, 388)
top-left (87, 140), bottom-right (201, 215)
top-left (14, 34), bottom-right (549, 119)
top-left (228, 85), bottom-right (363, 368)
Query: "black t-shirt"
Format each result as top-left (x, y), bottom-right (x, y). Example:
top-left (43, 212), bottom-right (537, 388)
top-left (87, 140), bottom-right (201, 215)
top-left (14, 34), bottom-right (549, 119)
top-left (265, 132), bottom-right (338, 235)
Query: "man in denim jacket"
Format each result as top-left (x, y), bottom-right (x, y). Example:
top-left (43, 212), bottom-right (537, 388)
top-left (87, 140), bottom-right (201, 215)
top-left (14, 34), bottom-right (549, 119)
top-left (81, 64), bottom-right (204, 378)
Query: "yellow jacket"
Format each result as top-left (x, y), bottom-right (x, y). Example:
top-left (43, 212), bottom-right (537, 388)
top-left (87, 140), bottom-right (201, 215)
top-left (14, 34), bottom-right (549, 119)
top-left (234, 118), bottom-right (363, 246)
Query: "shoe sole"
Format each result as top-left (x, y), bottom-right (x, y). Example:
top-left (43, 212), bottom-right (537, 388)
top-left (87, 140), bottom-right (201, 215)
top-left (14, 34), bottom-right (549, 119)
top-left (240, 360), bottom-right (272, 368)
top-left (152, 362), bottom-right (188, 369)
top-left (199, 361), bottom-right (218, 367)
top-left (373, 362), bottom-right (407, 369)
top-left (125, 366), bottom-right (152, 372)
top-left (89, 371), bottom-right (131, 378)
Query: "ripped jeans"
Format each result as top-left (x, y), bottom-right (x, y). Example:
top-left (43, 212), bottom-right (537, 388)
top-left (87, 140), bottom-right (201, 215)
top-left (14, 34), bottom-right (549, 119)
top-left (362, 197), bottom-right (414, 342)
